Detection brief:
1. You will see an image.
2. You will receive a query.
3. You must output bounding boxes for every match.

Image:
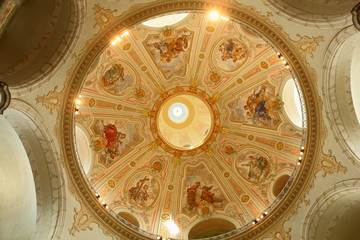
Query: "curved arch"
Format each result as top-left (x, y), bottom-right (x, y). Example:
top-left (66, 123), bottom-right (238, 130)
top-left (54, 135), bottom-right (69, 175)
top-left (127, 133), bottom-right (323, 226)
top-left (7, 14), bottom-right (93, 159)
top-left (322, 25), bottom-right (360, 165)
top-left (61, 1), bottom-right (321, 239)
top-left (263, 0), bottom-right (355, 28)
top-left (0, 114), bottom-right (36, 240)
top-left (5, 100), bottom-right (66, 239)
top-left (188, 218), bottom-right (237, 239)
top-left (281, 78), bottom-right (303, 128)
top-left (303, 179), bottom-right (360, 240)
top-left (75, 125), bottom-right (92, 174)
top-left (0, 0), bottom-right (85, 92)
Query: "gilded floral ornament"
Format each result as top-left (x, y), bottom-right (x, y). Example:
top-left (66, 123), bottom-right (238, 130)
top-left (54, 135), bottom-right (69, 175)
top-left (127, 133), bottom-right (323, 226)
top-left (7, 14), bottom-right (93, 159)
top-left (317, 149), bottom-right (348, 177)
top-left (269, 226), bottom-right (292, 240)
top-left (293, 34), bottom-right (324, 59)
top-left (69, 207), bottom-right (95, 235)
top-left (92, 4), bottom-right (117, 30)
top-left (36, 86), bottom-right (63, 115)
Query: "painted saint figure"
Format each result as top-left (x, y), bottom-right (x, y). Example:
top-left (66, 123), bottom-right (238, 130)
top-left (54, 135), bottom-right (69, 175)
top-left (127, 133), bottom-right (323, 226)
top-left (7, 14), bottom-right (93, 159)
top-left (129, 176), bottom-right (150, 206)
top-left (102, 121), bottom-right (126, 160)
top-left (200, 185), bottom-right (215, 204)
top-left (186, 181), bottom-right (200, 210)
top-left (242, 155), bottom-right (268, 181)
top-left (219, 39), bottom-right (247, 63)
top-left (186, 182), bottom-right (223, 211)
top-left (101, 63), bottom-right (125, 88)
top-left (151, 34), bottom-right (190, 63)
top-left (243, 86), bottom-right (272, 126)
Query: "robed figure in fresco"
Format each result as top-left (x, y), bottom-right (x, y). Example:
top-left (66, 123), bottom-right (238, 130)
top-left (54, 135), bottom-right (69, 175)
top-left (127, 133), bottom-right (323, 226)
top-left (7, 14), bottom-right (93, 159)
top-left (101, 63), bottom-right (125, 88)
top-left (129, 176), bottom-right (150, 206)
top-left (186, 181), bottom-right (200, 210)
top-left (102, 122), bottom-right (126, 160)
top-left (151, 34), bottom-right (189, 63)
top-left (241, 155), bottom-right (269, 181)
top-left (185, 181), bottom-right (223, 211)
top-left (219, 39), bottom-right (247, 63)
top-left (244, 86), bottom-right (272, 125)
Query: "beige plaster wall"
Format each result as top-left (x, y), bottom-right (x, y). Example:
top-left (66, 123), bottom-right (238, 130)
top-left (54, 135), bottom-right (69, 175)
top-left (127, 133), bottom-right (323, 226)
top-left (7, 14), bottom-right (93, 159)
top-left (0, 115), bottom-right (36, 240)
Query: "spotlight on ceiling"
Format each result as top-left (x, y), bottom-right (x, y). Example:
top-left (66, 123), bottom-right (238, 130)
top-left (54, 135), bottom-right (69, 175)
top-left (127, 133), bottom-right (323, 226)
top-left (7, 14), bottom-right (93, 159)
top-left (209, 11), bottom-right (219, 20)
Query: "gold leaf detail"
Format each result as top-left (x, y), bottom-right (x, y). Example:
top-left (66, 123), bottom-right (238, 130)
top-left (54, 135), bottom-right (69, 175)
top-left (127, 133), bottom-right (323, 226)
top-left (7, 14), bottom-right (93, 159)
top-left (293, 34), bottom-right (324, 59)
top-left (123, 43), bottom-right (131, 50)
top-left (271, 227), bottom-right (292, 240)
top-left (89, 98), bottom-right (96, 107)
top-left (69, 207), bottom-right (95, 236)
top-left (36, 86), bottom-right (63, 115)
top-left (206, 26), bottom-right (215, 32)
top-left (317, 149), bottom-right (348, 177)
top-left (92, 4), bottom-right (117, 30)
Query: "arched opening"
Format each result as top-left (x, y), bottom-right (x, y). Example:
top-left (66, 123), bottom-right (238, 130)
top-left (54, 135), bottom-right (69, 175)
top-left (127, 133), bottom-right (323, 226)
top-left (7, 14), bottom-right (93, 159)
top-left (305, 180), bottom-right (360, 240)
top-left (273, 174), bottom-right (290, 197)
top-left (283, 78), bottom-right (303, 128)
top-left (0, 0), bottom-right (83, 88)
top-left (323, 28), bottom-right (360, 163)
top-left (75, 126), bottom-right (92, 174)
top-left (4, 104), bottom-right (64, 240)
top-left (188, 219), bottom-right (236, 239)
top-left (118, 212), bottom-right (140, 228)
top-left (350, 42), bottom-right (360, 123)
top-left (142, 13), bottom-right (189, 27)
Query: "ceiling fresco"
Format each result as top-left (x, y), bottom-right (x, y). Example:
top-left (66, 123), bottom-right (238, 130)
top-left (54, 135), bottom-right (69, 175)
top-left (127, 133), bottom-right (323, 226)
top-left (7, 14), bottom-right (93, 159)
top-left (75, 12), bottom-right (304, 239)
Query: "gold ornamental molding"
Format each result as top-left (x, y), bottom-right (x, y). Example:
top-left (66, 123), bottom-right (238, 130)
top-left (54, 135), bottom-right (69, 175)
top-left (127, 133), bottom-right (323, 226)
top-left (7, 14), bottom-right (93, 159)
top-left (60, 1), bottom-right (323, 239)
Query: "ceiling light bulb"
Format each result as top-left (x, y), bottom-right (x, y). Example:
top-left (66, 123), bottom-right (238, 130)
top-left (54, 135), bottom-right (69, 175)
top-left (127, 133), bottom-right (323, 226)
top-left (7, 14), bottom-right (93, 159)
top-left (166, 219), bottom-right (179, 235)
top-left (209, 11), bottom-right (219, 20)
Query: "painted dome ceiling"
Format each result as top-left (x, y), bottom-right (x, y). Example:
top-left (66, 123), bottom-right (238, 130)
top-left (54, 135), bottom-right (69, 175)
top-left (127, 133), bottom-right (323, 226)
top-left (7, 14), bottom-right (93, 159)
top-left (74, 12), bottom-right (305, 239)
